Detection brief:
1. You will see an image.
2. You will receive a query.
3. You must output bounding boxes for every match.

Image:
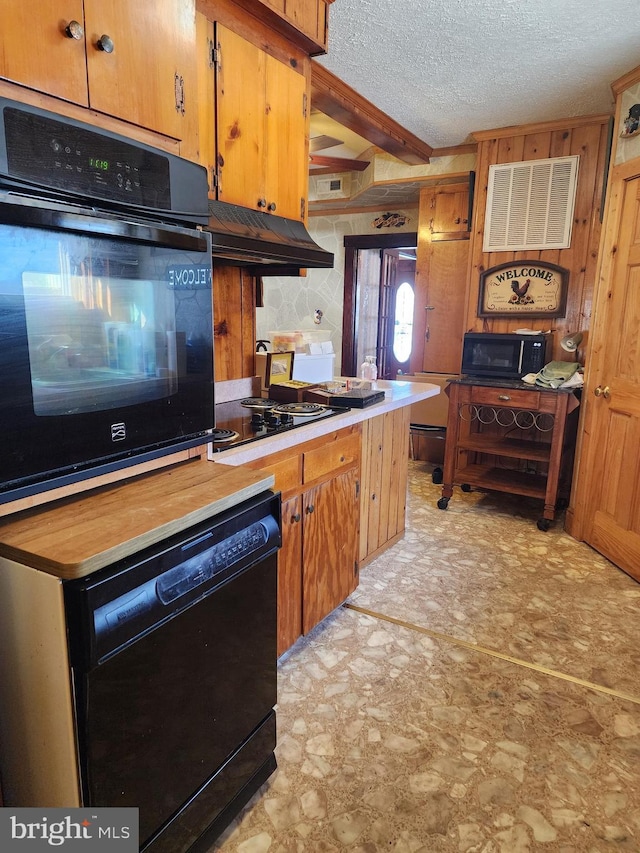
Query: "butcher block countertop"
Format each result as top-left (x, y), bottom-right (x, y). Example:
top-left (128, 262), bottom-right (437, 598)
top-left (0, 459), bottom-right (273, 580)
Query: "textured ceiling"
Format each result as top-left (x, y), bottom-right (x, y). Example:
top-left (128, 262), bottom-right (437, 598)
top-left (316, 0), bottom-right (640, 149)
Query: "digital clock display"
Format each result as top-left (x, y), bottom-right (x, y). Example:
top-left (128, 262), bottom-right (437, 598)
top-left (89, 157), bottom-right (110, 171)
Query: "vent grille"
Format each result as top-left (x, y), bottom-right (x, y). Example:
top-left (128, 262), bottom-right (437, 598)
top-left (483, 156), bottom-right (579, 251)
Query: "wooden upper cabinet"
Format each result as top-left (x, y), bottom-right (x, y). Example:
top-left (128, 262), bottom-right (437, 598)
top-left (0, 0), bottom-right (196, 141)
top-left (0, 1), bottom-right (89, 106)
top-left (428, 185), bottom-right (471, 236)
top-left (239, 0), bottom-right (330, 54)
top-left (215, 23), bottom-right (308, 221)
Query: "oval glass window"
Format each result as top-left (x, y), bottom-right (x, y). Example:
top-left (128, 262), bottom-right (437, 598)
top-left (393, 281), bottom-right (414, 363)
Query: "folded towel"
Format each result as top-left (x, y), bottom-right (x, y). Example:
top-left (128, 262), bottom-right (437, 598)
top-left (534, 360), bottom-right (580, 389)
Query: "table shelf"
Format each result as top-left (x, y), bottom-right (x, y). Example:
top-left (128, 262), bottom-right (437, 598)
top-left (439, 379), bottom-right (580, 528)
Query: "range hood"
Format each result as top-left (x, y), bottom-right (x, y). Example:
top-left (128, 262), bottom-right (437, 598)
top-left (205, 200), bottom-right (334, 272)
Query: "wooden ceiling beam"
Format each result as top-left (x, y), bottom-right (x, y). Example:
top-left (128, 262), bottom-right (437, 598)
top-left (311, 61), bottom-right (432, 165)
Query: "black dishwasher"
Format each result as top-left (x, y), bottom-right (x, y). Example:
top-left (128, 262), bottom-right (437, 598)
top-left (64, 490), bottom-right (281, 853)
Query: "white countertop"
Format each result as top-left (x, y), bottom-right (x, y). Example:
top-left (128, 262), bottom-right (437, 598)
top-left (210, 379), bottom-right (440, 466)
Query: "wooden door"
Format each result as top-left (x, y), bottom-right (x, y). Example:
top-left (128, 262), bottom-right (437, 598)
top-left (413, 185), bottom-right (470, 375)
top-left (215, 24), bottom-right (266, 208)
top-left (84, 0), bottom-right (196, 139)
top-left (302, 469), bottom-right (359, 634)
top-left (264, 52), bottom-right (308, 220)
top-left (0, 1), bottom-right (88, 106)
top-left (579, 168), bottom-right (640, 581)
top-left (278, 496), bottom-right (303, 656)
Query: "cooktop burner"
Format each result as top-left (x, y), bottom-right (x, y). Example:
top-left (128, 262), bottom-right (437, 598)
top-left (211, 428), bottom-right (240, 446)
top-left (240, 397), bottom-right (279, 410)
top-left (212, 397), bottom-right (347, 451)
top-left (273, 403), bottom-right (325, 416)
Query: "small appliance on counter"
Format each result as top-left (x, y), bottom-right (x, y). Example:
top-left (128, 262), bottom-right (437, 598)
top-left (461, 331), bottom-right (549, 379)
top-left (304, 386), bottom-right (386, 409)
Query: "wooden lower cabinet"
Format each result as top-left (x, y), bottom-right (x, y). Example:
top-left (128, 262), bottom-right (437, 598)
top-left (245, 425), bottom-right (361, 656)
top-left (301, 468), bottom-right (359, 634)
top-left (359, 407), bottom-right (411, 565)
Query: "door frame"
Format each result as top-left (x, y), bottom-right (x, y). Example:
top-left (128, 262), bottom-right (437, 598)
top-left (341, 232), bottom-right (417, 377)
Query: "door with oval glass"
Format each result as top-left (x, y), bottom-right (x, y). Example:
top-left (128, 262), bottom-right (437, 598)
top-left (378, 251), bottom-right (416, 379)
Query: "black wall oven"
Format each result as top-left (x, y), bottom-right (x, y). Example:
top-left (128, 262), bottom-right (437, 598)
top-left (0, 99), bottom-right (214, 505)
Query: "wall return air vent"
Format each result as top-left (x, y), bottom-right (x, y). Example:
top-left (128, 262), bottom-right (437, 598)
top-left (483, 155), bottom-right (580, 252)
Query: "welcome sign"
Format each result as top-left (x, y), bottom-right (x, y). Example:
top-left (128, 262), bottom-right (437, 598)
top-left (478, 261), bottom-right (568, 318)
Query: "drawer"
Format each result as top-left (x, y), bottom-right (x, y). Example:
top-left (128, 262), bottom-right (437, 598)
top-left (471, 386), bottom-right (540, 410)
top-left (303, 431), bottom-right (360, 483)
top-left (249, 454), bottom-right (302, 493)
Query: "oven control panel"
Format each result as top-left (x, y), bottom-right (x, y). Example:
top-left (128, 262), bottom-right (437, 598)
top-left (3, 106), bottom-right (170, 208)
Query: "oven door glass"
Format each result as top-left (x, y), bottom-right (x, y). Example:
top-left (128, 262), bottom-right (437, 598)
top-left (0, 206), bottom-right (213, 497)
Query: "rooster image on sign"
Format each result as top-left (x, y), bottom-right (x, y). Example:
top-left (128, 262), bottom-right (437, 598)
top-left (478, 261), bottom-right (568, 318)
top-left (509, 278), bottom-right (534, 304)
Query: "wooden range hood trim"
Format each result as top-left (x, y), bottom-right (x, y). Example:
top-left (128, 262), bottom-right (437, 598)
top-left (311, 61), bottom-right (432, 165)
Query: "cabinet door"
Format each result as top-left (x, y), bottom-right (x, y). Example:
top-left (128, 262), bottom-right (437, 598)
top-left (415, 185), bottom-right (470, 374)
top-left (215, 24), bottom-right (267, 209)
top-left (83, 0), bottom-right (196, 139)
top-left (278, 496), bottom-right (303, 656)
top-left (215, 24), bottom-right (308, 220)
top-left (0, 1), bottom-right (88, 106)
top-left (264, 52), bottom-right (308, 220)
top-left (302, 468), bottom-right (359, 634)
top-left (428, 186), bottom-right (470, 234)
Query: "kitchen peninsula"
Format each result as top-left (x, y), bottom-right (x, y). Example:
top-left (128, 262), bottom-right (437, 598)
top-left (213, 378), bottom-right (440, 655)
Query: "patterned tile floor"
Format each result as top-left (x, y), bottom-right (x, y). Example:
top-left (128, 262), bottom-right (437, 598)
top-left (210, 463), bottom-right (640, 852)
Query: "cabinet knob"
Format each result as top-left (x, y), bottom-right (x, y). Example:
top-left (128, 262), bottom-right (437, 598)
top-left (497, 394), bottom-right (511, 401)
top-left (257, 198), bottom-right (267, 208)
top-left (64, 20), bottom-right (84, 40)
top-left (291, 512), bottom-right (301, 523)
top-left (96, 34), bottom-right (115, 53)
top-left (267, 202), bottom-right (277, 212)
top-left (306, 504), bottom-right (315, 514)
top-left (594, 385), bottom-right (611, 399)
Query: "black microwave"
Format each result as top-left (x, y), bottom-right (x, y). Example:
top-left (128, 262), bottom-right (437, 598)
top-left (461, 332), bottom-right (549, 379)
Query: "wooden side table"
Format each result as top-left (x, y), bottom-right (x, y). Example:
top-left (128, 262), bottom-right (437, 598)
top-left (438, 379), bottom-right (580, 529)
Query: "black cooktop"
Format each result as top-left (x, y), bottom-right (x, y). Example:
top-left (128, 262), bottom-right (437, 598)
top-left (211, 397), bottom-right (346, 451)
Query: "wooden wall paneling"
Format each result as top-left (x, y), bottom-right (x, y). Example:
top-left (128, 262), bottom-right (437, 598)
top-left (365, 415), bottom-right (384, 558)
top-left (241, 269), bottom-right (257, 377)
top-left (465, 117), bottom-right (609, 361)
top-left (392, 407), bottom-right (411, 538)
top-left (213, 265), bottom-right (256, 381)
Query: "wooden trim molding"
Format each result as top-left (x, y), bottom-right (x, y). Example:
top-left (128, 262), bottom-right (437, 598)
top-left (471, 113), bottom-right (612, 142)
top-left (311, 62), bottom-right (432, 165)
top-left (611, 62), bottom-right (640, 96)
